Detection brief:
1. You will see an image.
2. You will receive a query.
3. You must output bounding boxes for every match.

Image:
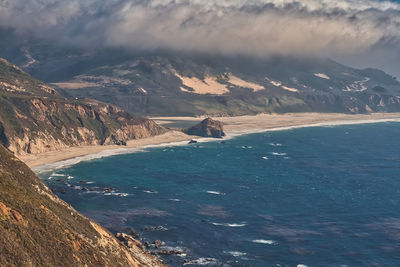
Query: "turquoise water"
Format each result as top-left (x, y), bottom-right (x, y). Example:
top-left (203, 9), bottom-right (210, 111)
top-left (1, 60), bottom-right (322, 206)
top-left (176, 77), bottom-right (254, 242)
top-left (40, 122), bottom-right (400, 266)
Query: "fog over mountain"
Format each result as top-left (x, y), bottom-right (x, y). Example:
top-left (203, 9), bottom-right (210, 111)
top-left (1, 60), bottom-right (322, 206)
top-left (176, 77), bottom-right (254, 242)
top-left (0, 0), bottom-right (399, 77)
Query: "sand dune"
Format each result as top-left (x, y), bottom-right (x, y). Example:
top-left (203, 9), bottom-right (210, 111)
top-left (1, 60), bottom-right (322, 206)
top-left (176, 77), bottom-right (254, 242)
top-left (176, 73), bottom-right (230, 95)
top-left (175, 72), bottom-right (265, 94)
top-left (227, 75), bottom-right (265, 91)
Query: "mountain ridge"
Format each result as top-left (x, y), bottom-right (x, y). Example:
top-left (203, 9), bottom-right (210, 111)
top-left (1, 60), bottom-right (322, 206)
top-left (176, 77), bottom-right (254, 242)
top-left (1, 34), bottom-right (400, 116)
top-left (26, 52), bottom-right (400, 116)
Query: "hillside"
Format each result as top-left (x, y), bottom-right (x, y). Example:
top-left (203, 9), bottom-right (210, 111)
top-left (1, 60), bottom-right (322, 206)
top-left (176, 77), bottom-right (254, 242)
top-left (52, 54), bottom-right (400, 116)
top-left (2, 37), bottom-right (399, 116)
top-left (0, 58), bottom-right (166, 155)
top-left (0, 144), bottom-right (165, 266)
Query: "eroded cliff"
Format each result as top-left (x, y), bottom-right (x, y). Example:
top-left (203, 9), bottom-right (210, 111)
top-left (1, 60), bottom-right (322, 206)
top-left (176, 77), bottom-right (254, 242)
top-left (0, 58), bottom-right (166, 155)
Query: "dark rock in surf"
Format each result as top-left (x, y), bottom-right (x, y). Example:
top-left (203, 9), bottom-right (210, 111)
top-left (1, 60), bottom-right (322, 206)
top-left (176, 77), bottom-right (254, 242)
top-left (157, 250), bottom-right (183, 255)
top-left (51, 188), bottom-right (67, 194)
top-left (127, 228), bottom-right (139, 238)
top-left (115, 233), bottom-right (144, 249)
top-left (102, 187), bottom-right (113, 193)
top-left (154, 240), bottom-right (162, 249)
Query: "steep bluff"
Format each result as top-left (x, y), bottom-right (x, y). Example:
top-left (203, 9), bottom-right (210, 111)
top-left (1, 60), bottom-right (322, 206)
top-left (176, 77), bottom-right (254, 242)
top-left (0, 144), bottom-right (165, 266)
top-left (0, 58), bottom-right (166, 155)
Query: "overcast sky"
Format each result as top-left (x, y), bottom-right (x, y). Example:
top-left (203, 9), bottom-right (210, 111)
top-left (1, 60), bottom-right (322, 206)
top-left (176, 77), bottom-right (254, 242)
top-left (0, 0), bottom-right (399, 77)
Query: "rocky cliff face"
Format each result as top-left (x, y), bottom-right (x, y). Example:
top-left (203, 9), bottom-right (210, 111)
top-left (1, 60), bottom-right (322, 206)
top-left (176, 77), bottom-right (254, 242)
top-left (0, 58), bottom-right (166, 155)
top-left (0, 144), bottom-right (165, 266)
top-left (185, 118), bottom-right (225, 138)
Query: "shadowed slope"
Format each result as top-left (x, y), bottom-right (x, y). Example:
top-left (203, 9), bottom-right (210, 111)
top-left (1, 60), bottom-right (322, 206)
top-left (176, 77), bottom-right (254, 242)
top-left (0, 144), bottom-right (165, 266)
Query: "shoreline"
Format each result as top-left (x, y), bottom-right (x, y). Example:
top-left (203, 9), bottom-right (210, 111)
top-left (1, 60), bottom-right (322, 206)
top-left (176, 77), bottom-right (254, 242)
top-left (19, 112), bottom-right (400, 172)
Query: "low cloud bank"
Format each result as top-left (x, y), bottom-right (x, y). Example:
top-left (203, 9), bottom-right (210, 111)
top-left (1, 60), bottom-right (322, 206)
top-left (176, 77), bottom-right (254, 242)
top-left (1, 0), bottom-right (399, 76)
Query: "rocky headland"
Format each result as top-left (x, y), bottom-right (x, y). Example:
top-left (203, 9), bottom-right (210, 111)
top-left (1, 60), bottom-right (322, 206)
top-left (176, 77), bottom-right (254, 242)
top-left (0, 58), bottom-right (166, 156)
top-left (185, 118), bottom-right (225, 138)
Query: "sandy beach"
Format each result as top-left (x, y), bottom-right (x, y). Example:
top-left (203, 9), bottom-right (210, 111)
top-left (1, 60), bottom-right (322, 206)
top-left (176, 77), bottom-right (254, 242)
top-left (19, 112), bottom-right (400, 169)
top-left (20, 131), bottom-right (192, 169)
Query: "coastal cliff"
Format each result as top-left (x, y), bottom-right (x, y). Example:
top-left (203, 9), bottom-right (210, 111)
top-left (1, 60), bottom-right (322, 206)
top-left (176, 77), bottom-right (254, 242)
top-left (0, 144), bottom-right (165, 266)
top-left (0, 58), bottom-right (166, 155)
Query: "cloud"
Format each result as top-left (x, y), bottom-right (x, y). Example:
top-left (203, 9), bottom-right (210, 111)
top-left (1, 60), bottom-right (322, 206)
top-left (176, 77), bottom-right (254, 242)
top-left (1, 0), bottom-right (400, 75)
top-left (113, 1), bottom-right (400, 56)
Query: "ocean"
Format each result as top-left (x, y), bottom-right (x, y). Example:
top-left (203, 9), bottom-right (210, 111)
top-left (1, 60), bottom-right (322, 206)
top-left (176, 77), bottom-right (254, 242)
top-left (39, 122), bottom-right (400, 266)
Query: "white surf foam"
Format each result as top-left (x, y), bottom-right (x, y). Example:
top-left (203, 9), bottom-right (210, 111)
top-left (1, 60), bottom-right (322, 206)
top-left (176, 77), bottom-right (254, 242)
top-left (50, 173), bottom-right (66, 177)
top-left (143, 190), bottom-right (158, 194)
top-left (206, 191), bottom-right (225, 195)
top-left (102, 191), bottom-right (129, 197)
top-left (271, 152), bottom-right (287, 156)
top-left (158, 245), bottom-right (188, 257)
top-left (314, 73), bottom-right (330, 80)
top-left (84, 190), bottom-right (102, 194)
top-left (269, 143), bottom-right (282, 146)
top-left (33, 140), bottom-right (192, 173)
top-left (224, 251), bottom-right (247, 257)
top-left (160, 245), bottom-right (186, 252)
top-left (211, 222), bottom-right (247, 227)
top-left (183, 257), bottom-right (217, 265)
top-left (252, 239), bottom-right (276, 245)
top-left (34, 135), bottom-right (232, 174)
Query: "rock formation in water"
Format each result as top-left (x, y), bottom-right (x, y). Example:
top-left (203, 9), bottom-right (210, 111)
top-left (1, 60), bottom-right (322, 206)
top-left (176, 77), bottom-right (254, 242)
top-left (185, 118), bottom-right (225, 138)
top-left (0, 144), bottom-right (165, 266)
top-left (0, 58), bottom-right (166, 155)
